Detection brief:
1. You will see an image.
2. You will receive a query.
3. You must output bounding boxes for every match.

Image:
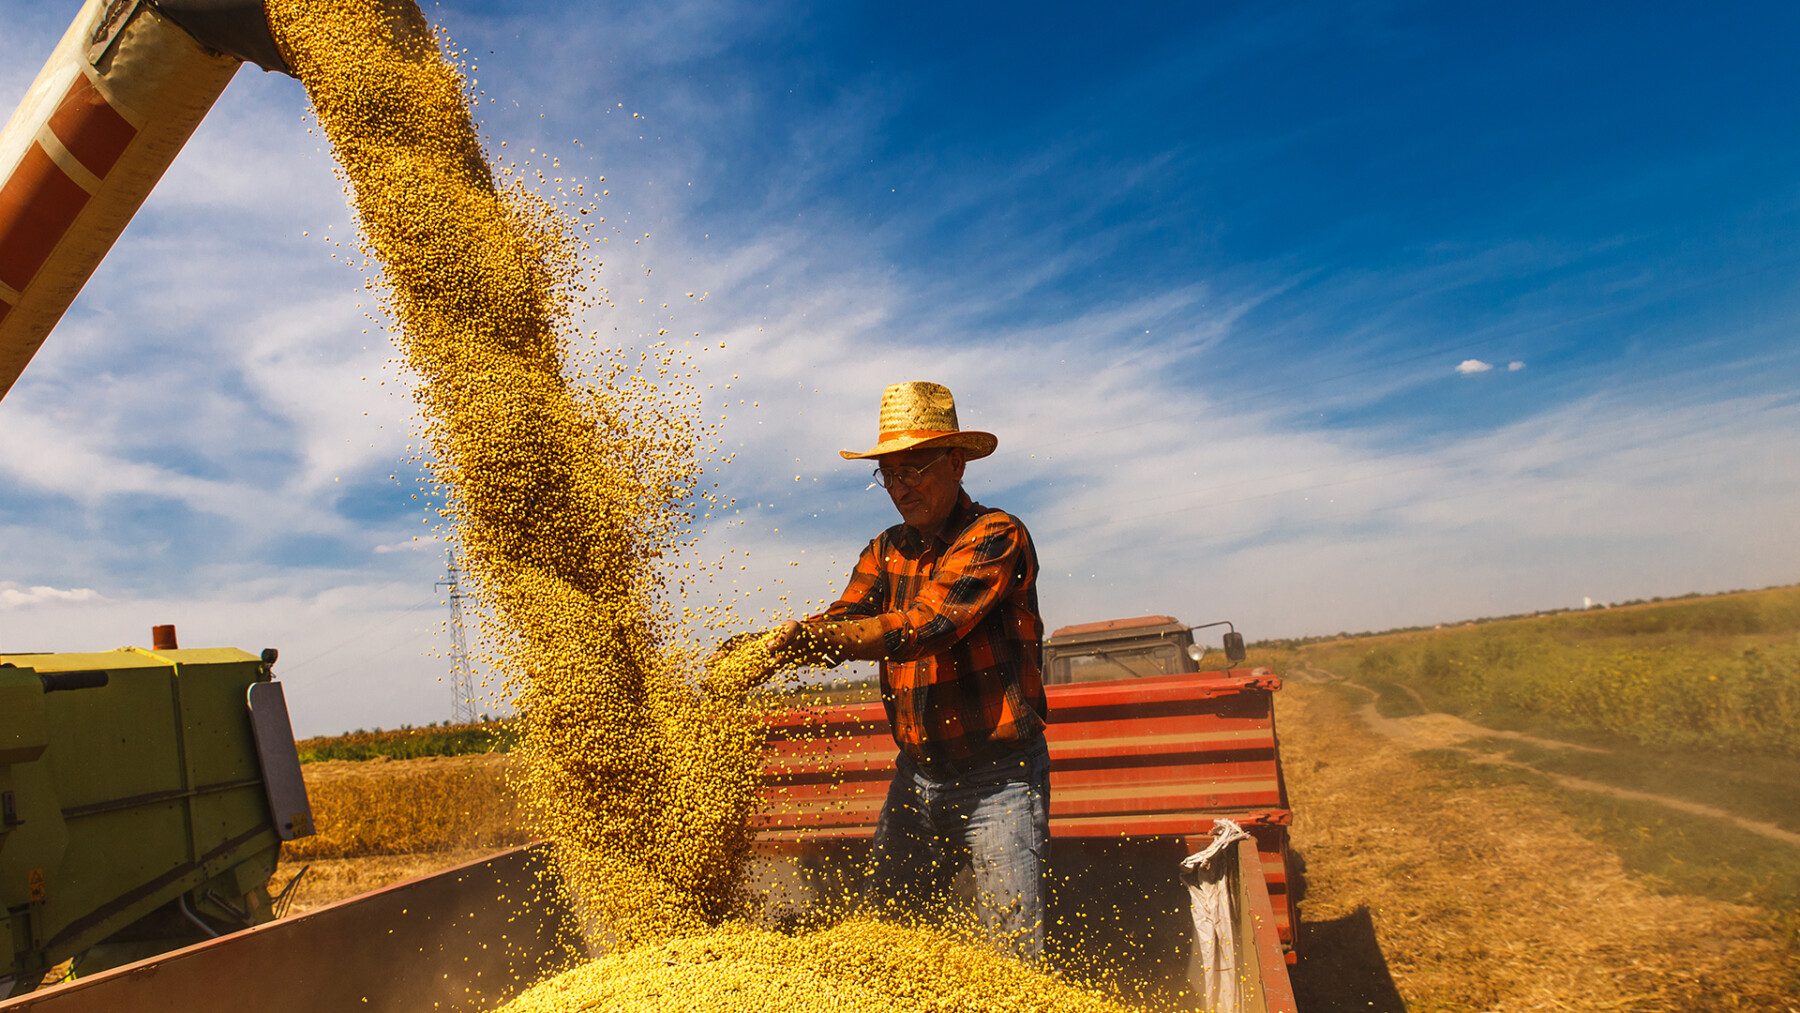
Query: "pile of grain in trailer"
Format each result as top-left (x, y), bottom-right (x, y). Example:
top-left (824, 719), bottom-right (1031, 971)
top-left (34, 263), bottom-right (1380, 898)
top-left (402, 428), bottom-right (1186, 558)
top-left (497, 919), bottom-right (1140, 1013)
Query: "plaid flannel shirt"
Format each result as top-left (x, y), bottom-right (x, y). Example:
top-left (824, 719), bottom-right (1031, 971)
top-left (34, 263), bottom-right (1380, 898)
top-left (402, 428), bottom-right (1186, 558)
top-left (818, 490), bottom-right (1047, 770)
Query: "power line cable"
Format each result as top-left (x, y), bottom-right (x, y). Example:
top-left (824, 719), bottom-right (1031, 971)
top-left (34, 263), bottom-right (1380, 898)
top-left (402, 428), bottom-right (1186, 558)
top-left (279, 595), bottom-right (437, 676)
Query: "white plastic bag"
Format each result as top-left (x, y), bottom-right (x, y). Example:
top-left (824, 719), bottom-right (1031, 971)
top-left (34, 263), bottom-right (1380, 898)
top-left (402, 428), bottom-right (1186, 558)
top-left (1180, 817), bottom-right (1251, 1012)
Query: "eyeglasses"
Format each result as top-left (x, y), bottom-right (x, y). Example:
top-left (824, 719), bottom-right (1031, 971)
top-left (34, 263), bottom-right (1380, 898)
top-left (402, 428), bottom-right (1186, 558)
top-left (870, 450), bottom-right (952, 489)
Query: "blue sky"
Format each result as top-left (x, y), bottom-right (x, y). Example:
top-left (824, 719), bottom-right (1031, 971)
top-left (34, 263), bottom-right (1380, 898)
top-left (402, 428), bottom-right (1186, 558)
top-left (2, 0), bottom-right (1796, 735)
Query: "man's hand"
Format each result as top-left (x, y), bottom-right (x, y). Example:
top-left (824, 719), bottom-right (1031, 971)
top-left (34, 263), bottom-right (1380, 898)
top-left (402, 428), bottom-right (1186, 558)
top-left (705, 628), bottom-right (786, 697)
top-left (707, 618), bottom-right (889, 694)
top-left (769, 619), bottom-right (838, 669)
top-left (766, 620), bottom-right (805, 661)
top-left (707, 622), bottom-right (815, 679)
top-left (706, 631), bottom-right (762, 667)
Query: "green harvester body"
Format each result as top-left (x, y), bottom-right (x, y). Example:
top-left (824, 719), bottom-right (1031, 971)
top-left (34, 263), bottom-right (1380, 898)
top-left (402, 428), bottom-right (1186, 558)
top-left (0, 647), bottom-right (310, 995)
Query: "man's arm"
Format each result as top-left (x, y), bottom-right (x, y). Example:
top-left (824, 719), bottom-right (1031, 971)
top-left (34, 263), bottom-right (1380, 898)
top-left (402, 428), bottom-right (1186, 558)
top-left (711, 536), bottom-right (887, 684)
top-left (770, 511), bottom-right (1031, 668)
top-left (767, 616), bottom-right (889, 666)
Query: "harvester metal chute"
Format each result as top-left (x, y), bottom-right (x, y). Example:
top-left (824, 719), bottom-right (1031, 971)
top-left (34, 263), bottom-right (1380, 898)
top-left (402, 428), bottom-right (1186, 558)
top-left (0, 0), bottom-right (291, 399)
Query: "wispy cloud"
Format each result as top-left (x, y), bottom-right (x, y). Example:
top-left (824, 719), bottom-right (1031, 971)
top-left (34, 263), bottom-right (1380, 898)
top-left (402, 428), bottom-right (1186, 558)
top-left (373, 536), bottom-right (439, 554)
top-left (0, 584), bottom-right (104, 609)
top-left (1456, 359), bottom-right (1494, 374)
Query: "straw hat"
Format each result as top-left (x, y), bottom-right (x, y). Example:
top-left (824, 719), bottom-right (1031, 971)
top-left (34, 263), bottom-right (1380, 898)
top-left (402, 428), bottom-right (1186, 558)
top-left (839, 381), bottom-right (997, 461)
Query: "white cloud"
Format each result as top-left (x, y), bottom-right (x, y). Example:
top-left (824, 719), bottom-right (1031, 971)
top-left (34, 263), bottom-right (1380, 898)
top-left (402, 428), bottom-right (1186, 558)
top-left (1456, 359), bottom-right (1494, 374)
top-left (667, 201), bottom-right (1800, 642)
top-left (0, 584), bottom-right (104, 609)
top-left (0, 577), bottom-right (471, 735)
top-left (1509, 361), bottom-right (1526, 371)
top-left (373, 536), bottom-right (439, 554)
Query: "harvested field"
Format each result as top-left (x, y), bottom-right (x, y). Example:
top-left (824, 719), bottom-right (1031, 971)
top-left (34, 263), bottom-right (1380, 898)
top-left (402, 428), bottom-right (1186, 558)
top-left (1280, 680), bottom-right (1798, 1012)
top-left (273, 754), bottom-right (528, 914)
top-left (284, 754), bottom-right (526, 860)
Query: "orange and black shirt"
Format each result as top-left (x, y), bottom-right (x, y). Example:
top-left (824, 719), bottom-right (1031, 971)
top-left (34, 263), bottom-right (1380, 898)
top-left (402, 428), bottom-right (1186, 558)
top-left (819, 490), bottom-right (1046, 770)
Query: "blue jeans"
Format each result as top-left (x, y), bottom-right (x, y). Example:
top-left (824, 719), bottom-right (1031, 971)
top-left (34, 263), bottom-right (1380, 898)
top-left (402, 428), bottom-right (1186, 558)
top-left (864, 738), bottom-right (1051, 959)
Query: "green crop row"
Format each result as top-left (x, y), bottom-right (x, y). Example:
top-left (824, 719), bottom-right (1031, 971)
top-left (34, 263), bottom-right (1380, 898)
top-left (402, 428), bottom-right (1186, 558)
top-left (1299, 587), bottom-right (1800, 757)
top-left (296, 719), bottom-right (516, 763)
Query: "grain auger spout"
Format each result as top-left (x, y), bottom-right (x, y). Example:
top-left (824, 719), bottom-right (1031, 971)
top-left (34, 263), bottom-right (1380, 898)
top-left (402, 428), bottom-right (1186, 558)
top-left (0, 0), bottom-right (294, 401)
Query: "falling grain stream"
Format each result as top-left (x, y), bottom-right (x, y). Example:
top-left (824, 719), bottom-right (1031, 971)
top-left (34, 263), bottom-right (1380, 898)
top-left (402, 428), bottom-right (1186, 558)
top-left (265, 2), bottom-right (1141, 1009)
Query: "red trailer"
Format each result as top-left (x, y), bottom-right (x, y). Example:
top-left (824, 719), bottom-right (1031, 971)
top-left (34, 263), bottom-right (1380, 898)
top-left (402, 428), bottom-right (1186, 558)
top-left (753, 614), bottom-right (1300, 1004)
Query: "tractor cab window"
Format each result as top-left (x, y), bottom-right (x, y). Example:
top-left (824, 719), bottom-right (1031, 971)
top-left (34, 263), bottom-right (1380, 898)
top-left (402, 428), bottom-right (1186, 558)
top-left (1047, 638), bottom-right (1185, 684)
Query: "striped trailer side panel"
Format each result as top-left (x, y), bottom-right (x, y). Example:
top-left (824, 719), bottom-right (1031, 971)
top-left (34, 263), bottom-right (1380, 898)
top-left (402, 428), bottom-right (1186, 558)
top-left (756, 667), bottom-right (1300, 957)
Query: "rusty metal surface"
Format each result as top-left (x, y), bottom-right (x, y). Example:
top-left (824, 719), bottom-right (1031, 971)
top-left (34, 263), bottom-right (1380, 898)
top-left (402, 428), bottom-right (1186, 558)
top-left (1047, 614), bottom-right (1182, 640)
top-left (1235, 837), bottom-right (1299, 1013)
top-left (0, 844), bottom-right (578, 1013)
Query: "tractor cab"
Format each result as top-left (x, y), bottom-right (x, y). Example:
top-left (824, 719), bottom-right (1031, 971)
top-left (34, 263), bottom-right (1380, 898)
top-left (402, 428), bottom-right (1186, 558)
top-left (1042, 615), bottom-right (1245, 685)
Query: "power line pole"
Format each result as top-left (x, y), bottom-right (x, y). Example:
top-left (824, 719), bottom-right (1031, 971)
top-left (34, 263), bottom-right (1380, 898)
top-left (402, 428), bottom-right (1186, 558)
top-left (437, 547), bottom-right (478, 726)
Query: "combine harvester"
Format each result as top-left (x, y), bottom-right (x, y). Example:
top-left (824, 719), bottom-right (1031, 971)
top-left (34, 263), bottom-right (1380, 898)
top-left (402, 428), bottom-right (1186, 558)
top-left (0, 2), bottom-right (1300, 1009)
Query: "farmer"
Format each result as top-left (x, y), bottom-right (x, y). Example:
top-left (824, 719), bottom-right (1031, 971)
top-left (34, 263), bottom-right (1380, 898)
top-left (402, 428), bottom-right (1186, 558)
top-left (766, 380), bottom-right (1050, 959)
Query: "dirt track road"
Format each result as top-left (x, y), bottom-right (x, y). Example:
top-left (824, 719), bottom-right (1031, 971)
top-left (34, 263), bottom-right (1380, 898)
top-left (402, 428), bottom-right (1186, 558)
top-left (1331, 677), bottom-right (1800, 850)
top-left (1278, 679), bottom-right (1796, 1013)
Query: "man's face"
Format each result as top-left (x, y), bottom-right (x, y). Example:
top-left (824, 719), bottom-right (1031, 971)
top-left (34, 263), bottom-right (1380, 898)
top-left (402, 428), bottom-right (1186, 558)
top-left (878, 446), bottom-right (967, 535)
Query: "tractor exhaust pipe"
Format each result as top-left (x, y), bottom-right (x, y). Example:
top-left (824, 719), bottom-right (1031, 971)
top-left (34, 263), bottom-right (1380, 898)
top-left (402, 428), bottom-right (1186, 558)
top-left (0, 0), bottom-right (294, 401)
